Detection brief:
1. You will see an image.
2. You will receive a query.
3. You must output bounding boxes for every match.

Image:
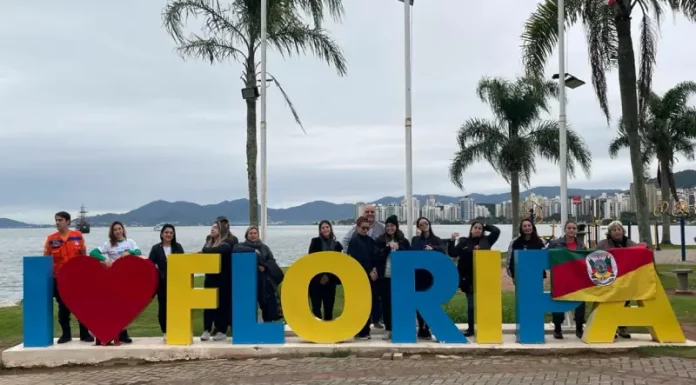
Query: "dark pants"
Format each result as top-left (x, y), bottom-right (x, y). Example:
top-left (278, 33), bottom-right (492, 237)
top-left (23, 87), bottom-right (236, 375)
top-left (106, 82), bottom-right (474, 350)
top-left (203, 274), bottom-right (218, 332)
top-left (371, 292), bottom-right (383, 324)
top-left (552, 302), bottom-right (586, 328)
top-left (378, 278), bottom-right (393, 331)
top-left (309, 282), bottom-right (337, 321)
top-left (215, 282), bottom-right (232, 334)
top-left (53, 281), bottom-right (90, 339)
top-left (465, 291), bottom-right (475, 331)
top-left (357, 281), bottom-right (377, 337)
top-left (156, 277), bottom-right (167, 334)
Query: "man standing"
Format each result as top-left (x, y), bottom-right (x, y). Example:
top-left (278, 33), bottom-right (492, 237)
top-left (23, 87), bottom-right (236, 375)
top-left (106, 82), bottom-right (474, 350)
top-left (342, 204), bottom-right (385, 327)
top-left (43, 211), bottom-right (94, 344)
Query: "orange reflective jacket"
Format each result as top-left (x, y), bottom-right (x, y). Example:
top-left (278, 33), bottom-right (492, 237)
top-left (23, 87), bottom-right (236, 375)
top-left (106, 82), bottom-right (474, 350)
top-left (43, 230), bottom-right (87, 275)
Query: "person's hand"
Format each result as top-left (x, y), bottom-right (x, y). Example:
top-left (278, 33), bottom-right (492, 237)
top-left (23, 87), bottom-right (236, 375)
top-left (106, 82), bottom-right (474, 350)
top-left (425, 245), bottom-right (433, 250)
top-left (320, 275), bottom-right (330, 285)
top-left (369, 269), bottom-right (378, 282)
top-left (258, 265), bottom-right (265, 272)
top-left (101, 259), bottom-right (113, 268)
top-left (451, 232), bottom-right (459, 240)
top-left (389, 241), bottom-right (398, 250)
top-left (473, 245), bottom-right (480, 250)
top-left (121, 251), bottom-right (130, 257)
top-left (255, 249), bottom-right (260, 255)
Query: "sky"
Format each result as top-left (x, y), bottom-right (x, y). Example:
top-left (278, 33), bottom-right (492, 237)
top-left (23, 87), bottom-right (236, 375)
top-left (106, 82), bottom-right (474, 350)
top-left (1, 1), bottom-right (696, 223)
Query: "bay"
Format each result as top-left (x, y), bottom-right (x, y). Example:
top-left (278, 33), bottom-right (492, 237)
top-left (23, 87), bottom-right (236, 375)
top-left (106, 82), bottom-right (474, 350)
top-left (1, 224), bottom-right (693, 306)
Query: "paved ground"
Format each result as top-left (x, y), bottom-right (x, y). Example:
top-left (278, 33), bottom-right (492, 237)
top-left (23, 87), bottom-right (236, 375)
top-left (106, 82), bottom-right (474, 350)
top-left (1, 355), bottom-right (695, 384)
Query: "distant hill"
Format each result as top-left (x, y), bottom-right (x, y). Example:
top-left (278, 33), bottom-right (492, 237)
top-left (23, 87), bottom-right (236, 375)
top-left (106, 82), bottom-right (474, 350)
top-left (647, 169), bottom-right (696, 188)
top-left (0, 218), bottom-right (35, 229)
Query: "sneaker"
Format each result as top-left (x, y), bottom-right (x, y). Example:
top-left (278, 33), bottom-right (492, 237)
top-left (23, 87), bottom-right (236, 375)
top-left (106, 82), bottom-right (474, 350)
top-left (372, 322), bottom-right (384, 329)
top-left (463, 329), bottom-right (474, 337)
top-left (80, 335), bottom-right (95, 343)
top-left (382, 331), bottom-right (392, 340)
top-left (57, 334), bottom-right (72, 344)
top-left (354, 334), bottom-right (371, 340)
top-left (212, 332), bottom-right (227, 341)
top-left (617, 328), bottom-right (631, 339)
top-left (575, 327), bottom-right (583, 339)
top-left (201, 331), bottom-right (211, 341)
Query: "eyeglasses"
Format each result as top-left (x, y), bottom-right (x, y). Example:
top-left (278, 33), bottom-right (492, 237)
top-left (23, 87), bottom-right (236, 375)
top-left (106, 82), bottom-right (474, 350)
top-left (360, 226), bottom-right (370, 230)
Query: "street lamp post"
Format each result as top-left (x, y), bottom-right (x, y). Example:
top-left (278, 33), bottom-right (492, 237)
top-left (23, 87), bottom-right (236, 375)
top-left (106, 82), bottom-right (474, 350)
top-left (260, 0), bottom-right (268, 240)
top-left (399, 0), bottom-right (414, 239)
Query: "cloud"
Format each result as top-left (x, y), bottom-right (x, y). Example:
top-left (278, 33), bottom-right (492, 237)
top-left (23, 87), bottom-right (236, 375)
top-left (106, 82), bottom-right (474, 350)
top-left (1, 0), bottom-right (696, 223)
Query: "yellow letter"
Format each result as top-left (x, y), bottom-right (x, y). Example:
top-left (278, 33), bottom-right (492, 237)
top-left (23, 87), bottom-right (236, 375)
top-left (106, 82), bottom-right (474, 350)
top-left (166, 253), bottom-right (220, 345)
top-left (281, 252), bottom-right (371, 343)
top-left (584, 278), bottom-right (685, 343)
top-left (474, 250), bottom-right (502, 343)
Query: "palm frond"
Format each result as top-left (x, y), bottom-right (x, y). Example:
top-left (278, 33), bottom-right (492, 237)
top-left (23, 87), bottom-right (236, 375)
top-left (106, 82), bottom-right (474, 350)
top-left (163, 0), bottom-right (249, 48)
top-left (528, 120), bottom-right (592, 179)
top-left (292, 0), bottom-right (345, 26)
top-left (637, 8), bottom-right (657, 118)
top-left (266, 73), bottom-right (306, 134)
top-left (450, 119), bottom-right (506, 188)
top-left (660, 81), bottom-right (696, 114)
top-left (266, 21), bottom-right (347, 76)
top-left (669, 0), bottom-right (696, 21)
top-left (608, 132), bottom-right (630, 158)
top-left (581, 0), bottom-right (617, 122)
top-left (176, 35), bottom-right (247, 63)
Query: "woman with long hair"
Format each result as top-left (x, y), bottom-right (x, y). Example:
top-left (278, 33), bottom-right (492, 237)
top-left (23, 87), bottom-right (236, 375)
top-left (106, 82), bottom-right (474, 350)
top-left (410, 216), bottom-right (445, 340)
top-left (89, 221), bottom-right (142, 344)
top-left (547, 220), bottom-right (586, 339)
top-left (235, 225), bottom-right (285, 322)
top-left (347, 216), bottom-right (378, 340)
top-left (451, 220), bottom-right (501, 337)
top-left (148, 224), bottom-right (184, 339)
top-left (200, 218), bottom-right (238, 341)
top-left (374, 215), bottom-right (410, 340)
top-left (307, 220), bottom-right (343, 321)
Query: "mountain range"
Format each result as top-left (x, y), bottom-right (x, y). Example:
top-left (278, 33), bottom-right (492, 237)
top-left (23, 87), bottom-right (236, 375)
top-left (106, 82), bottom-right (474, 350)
top-left (0, 186), bottom-right (624, 228)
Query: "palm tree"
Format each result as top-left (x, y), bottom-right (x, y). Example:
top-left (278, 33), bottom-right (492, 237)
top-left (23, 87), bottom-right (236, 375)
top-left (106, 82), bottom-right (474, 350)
top-left (609, 81), bottom-right (696, 244)
top-left (449, 77), bottom-right (592, 227)
top-left (521, 0), bottom-right (696, 246)
top-left (163, 0), bottom-right (347, 225)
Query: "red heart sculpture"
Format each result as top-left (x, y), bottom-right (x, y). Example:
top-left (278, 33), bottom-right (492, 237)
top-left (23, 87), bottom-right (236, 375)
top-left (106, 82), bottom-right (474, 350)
top-left (57, 256), bottom-right (158, 344)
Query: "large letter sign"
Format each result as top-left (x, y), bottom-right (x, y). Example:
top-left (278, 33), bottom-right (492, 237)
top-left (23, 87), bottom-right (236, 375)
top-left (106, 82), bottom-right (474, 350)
top-left (20, 248), bottom-right (686, 347)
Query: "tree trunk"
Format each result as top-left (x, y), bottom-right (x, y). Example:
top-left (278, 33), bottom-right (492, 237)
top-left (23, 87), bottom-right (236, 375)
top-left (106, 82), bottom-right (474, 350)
top-left (511, 170), bottom-right (521, 230)
top-left (659, 160), bottom-right (672, 244)
top-left (245, 55), bottom-right (259, 226)
top-left (615, 14), bottom-right (653, 247)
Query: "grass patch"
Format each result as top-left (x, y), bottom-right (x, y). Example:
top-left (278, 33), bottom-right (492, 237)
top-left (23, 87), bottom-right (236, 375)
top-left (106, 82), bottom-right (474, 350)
top-left (1, 264), bottom-right (695, 357)
top-left (657, 243), bottom-right (696, 250)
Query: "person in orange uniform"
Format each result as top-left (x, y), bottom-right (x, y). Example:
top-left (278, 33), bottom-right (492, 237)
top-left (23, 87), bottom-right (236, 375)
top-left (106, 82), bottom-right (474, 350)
top-left (43, 211), bottom-right (94, 344)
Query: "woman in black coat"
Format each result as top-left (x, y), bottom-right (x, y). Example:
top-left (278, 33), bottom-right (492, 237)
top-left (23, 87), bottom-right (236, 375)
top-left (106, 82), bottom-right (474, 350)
top-left (449, 220), bottom-right (500, 337)
top-left (410, 216), bottom-right (445, 340)
top-left (374, 215), bottom-right (410, 340)
top-left (307, 220), bottom-right (343, 321)
top-left (347, 216), bottom-right (379, 340)
top-left (148, 224), bottom-right (184, 338)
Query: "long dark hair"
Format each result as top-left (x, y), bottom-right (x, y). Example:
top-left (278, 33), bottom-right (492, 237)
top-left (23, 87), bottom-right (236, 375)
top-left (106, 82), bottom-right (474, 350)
top-left (108, 221), bottom-right (126, 247)
top-left (160, 224), bottom-right (177, 245)
top-left (416, 217), bottom-right (435, 238)
top-left (518, 218), bottom-right (542, 243)
top-left (318, 220), bottom-right (335, 240)
top-left (468, 220), bottom-right (484, 238)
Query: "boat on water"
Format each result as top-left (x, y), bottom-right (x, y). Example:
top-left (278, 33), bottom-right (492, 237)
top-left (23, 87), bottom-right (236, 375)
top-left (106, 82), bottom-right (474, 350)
top-left (154, 223), bottom-right (164, 231)
top-left (75, 204), bottom-right (91, 234)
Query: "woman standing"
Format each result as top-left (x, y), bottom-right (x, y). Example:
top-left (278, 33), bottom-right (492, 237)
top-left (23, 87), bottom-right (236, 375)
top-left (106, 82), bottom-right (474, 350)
top-left (236, 225), bottom-right (284, 322)
top-left (307, 220), bottom-right (343, 321)
top-left (596, 220), bottom-right (637, 339)
top-left (347, 216), bottom-right (378, 340)
top-left (451, 221), bottom-right (501, 337)
top-left (547, 220), bottom-right (586, 339)
top-left (200, 218), bottom-right (238, 341)
top-left (89, 221), bottom-right (142, 344)
top-left (148, 224), bottom-right (184, 339)
top-left (374, 215), bottom-right (410, 340)
top-left (411, 217), bottom-right (445, 340)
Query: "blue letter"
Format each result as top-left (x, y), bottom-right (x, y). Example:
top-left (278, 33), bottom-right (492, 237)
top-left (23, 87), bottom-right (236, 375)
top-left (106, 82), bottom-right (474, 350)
top-left (231, 252), bottom-right (284, 344)
top-left (514, 249), bottom-right (581, 343)
top-left (23, 256), bottom-right (54, 347)
top-left (390, 250), bottom-right (466, 343)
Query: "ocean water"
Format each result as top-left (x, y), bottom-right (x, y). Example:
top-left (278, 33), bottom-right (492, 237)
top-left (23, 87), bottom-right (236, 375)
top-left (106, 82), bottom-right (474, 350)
top-left (1, 224), bottom-right (693, 306)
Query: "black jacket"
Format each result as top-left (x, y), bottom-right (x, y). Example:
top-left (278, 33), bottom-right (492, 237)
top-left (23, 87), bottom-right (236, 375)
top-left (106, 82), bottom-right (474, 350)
top-left (450, 224), bottom-right (500, 285)
top-left (507, 235), bottom-right (546, 279)
top-left (202, 236), bottom-right (239, 287)
top-left (347, 233), bottom-right (376, 274)
top-left (410, 234), bottom-right (444, 290)
top-left (233, 241), bottom-right (284, 286)
top-left (148, 242), bottom-right (185, 279)
top-left (374, 232), bottom-right (410, 279)
top-left (308, 236), bottom-right (343, 285)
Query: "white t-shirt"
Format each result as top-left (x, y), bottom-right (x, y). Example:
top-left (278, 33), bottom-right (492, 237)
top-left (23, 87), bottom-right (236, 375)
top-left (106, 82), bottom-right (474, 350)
top-left (163, 246), bottom-right (171, 258)
top-left (97, 239), bottom-right (141, 261)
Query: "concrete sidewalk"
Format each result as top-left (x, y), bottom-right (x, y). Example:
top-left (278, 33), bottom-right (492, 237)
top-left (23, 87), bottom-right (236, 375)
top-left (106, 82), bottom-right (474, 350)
top-left (2, 355), bottom-right (696, 385)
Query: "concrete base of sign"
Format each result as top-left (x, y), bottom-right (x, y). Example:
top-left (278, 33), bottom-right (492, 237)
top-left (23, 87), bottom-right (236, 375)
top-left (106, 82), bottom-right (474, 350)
top-left (281, 323), bottom-right (572, 336)
top-left (4, 331), bottom-right (695, 369)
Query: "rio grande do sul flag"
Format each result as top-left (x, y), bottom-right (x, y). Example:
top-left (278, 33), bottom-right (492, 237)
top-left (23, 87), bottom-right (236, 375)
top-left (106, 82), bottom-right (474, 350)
top-left (549, 246), bottom-right (657, 302)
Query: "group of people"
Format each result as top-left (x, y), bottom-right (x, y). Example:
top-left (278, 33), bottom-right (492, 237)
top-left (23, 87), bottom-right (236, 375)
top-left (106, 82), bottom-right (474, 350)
top-left (43, 205), bottom-right (641, 345)
top-left (44, 212), bottom-right (283, 345)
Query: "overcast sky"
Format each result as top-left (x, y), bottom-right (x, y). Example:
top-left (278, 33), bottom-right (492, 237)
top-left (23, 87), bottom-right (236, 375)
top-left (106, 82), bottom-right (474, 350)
top-left (1, 1), bottom-right (696, 223)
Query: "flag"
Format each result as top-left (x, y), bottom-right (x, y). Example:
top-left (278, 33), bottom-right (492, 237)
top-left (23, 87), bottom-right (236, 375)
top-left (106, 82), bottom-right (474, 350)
top-left (550, 246), bottom-right (656, 302)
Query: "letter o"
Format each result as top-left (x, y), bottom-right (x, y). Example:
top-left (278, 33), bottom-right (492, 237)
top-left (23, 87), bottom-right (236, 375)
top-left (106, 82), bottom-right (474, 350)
top-left (281, 252), bottom-right (371, 343)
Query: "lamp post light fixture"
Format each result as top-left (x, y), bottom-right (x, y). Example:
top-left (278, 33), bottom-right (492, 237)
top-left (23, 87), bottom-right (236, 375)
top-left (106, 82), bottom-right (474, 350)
top-left (241, 86), bottom-right (259, 100)
top-left (552, 73), bottom-right (586, 89)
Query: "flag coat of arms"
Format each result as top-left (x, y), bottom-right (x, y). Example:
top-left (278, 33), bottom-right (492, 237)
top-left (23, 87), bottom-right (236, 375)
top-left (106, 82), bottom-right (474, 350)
top-left (549, 246), bottom-right (657, 302)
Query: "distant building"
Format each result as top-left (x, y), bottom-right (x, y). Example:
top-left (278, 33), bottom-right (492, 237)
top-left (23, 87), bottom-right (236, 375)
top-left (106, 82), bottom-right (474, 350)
top-left (459, 196), bottom-right (476, 222)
